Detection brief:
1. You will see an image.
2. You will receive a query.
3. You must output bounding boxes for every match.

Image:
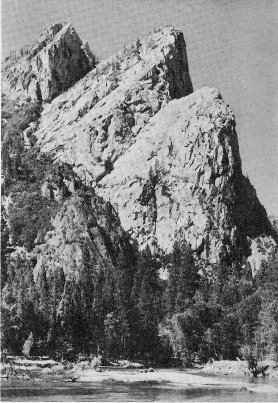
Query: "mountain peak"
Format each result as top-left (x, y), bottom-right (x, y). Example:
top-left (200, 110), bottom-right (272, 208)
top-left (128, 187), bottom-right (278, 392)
top-left (34, 24), bottom-right (193, 181)
top-left (2, 22), bottom-right (95, 102)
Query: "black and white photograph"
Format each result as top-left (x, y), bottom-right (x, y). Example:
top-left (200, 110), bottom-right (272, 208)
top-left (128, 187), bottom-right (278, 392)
top-left (1, 0), bottom-right (278, 401)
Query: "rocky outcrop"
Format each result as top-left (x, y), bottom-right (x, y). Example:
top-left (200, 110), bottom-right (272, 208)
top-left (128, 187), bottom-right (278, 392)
top-left (247, 236), bottom-right (277, 276)
top-left (2, 23), bottom-right (94, 102)
top-left (34, 26), bottom-right (192, 182)
top-left (97, 87), bottom-right (275, 263)
top-left (33, 193), bottom-right (128, 283)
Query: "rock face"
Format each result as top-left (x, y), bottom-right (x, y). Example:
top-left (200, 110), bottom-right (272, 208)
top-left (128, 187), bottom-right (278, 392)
top-left (247, 236), bottom-right (277, 276)
top-left (30, 25), bottom-right (275, 265)
top-left (97, 87), bottom-right (274, 262)
top-left (34, 26), bottom-right (192, 181)
top-left (2, 23), bottom-right (94, 102)
top-left (3, 24), bottom-right (276, 267)
top-left (33, 193), bottom-right (129, 284)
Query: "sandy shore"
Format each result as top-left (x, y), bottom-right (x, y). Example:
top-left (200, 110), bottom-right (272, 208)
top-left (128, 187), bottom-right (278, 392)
top-left (2, 358), bottom-right (278, 397)
top-left (69, 367), bottom-right (278, 396)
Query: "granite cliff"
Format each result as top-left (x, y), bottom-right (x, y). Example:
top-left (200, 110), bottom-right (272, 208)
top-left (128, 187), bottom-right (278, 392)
top-left (97, 86), bottom-right (275, 267)
top-left (29, 25), bottom-right (275, 270)
top-left (34, 26), bottom-right (192, 182)
top-left (1, 24), bottom-right (276, 274)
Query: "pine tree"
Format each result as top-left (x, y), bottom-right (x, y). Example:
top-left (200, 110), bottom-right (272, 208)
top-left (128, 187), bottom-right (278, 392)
top-left (14, 148), bottom-right (21, 178)
top-left (1, 209), bottom-right (9, 287)
top-left (131, 246), bottom-right (162, 359)
top-left (38, 265), bottom-right (50, 318)
top-left (2, 144), bottom-right (12, 179)
top-left (165, 241), bottom-right (199, 314)
top-left (165, 241), bottom-right (181, 315)
top-left (175, 242), bottom-right (199, 312)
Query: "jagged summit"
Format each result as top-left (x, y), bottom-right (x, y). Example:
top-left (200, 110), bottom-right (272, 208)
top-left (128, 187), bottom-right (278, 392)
top-left (29, 22), bottom-right (68, 54)
top-left (34, 25), bottom-right (193, 182)
top-left (2, 22), bottom-right (94, 102)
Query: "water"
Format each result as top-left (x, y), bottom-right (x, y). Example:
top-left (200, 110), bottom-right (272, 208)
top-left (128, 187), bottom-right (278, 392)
top-left (2, 371), bottom-right (278, 402)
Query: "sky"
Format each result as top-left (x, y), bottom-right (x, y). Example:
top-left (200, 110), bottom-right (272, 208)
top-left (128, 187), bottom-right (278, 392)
top-left (2, 0), bottom-right (278, 215)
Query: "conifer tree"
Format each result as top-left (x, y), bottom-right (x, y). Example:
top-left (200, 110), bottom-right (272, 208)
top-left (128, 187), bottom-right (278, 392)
top-left (165, 241), bottom-right (199, 314)
top-left (131, 246), bottom-right (162, 359)
top-left (175, 242), bottom-right (199, 312)
top-left (165, 241), bottom-right (181, 315)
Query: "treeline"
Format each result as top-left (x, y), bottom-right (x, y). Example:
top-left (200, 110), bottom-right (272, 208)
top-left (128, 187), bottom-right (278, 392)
top-left (2, 224), bottom-right (278, 364)
top-left (1, 95), bottom-right (278, 365)
top-left (160, 244), bottom-right (278, 365)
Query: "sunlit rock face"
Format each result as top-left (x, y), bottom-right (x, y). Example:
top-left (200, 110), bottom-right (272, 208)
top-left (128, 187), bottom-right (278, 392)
top-left (34, 26), bottom-right (193, 182)
top-left (2, 22), bottom-right (94, 102)
top-left (4, 23), bottom-right (275, 268)
top-left (97, 86), bottom-right (275, 263)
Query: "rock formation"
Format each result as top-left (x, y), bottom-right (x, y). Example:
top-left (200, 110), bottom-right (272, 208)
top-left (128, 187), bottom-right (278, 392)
top-left (97, 87), bottom-right (275, 264)
top-left (34, 26), bottom-right (192, 182)
top-left (2, 23), bottom-right (94, 102)
top-left (33, 192), bottom-right (130, 285)
top-left (2, 24), bottom-right (276, 270)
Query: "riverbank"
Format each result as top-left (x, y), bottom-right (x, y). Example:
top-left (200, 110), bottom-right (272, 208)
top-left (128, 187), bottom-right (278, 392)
top-left (71, 366), bottom-right (278, 387)
top-left (2, 358), bottom-right (278, 386)
top-left (64, 359), bottom-right (278, 398)
top-left (2, 362), bottom-right (278, 401)
top-left (3, 367), bottom-right (278, 402)
top-left (201, 359), bottom-right (278, 380)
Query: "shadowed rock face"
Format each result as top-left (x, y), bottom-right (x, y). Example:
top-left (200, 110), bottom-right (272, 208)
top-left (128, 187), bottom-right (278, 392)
top-left (33, 194), bottom-right (129, 284)
top-left (2, 22), bottom-right (94, 102)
